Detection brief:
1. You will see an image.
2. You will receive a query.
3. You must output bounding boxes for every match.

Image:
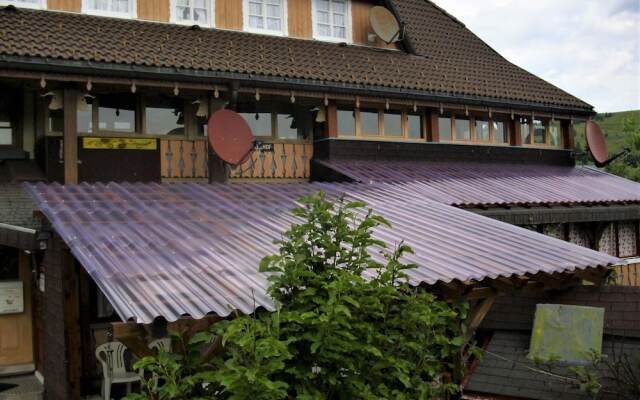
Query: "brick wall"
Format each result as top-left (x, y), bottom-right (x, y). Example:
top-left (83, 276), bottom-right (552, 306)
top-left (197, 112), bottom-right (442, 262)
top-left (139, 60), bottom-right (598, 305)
top-left (42, 235), bottom-right (70, 400)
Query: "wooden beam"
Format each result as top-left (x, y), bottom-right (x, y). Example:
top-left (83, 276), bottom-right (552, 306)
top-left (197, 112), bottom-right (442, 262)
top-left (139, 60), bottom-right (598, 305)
top-left (465, 287), bottom-right (496, 300)
top-left (63, 88), bottom-right (78, 184)
top-left (326, 101), bottom-right (338, 138)
top-left (428, 111), bottom-right (439, 142)
top-left (466, 293), bottom-right (497, 340)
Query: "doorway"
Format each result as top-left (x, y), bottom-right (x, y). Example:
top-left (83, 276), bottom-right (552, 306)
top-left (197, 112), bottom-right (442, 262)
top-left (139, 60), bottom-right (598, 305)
top-left (0, 247), bottom-right (34, 375)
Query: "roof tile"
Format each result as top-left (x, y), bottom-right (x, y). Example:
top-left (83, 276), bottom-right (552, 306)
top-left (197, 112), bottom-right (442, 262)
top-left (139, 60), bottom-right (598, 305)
top-left (0, 5), bottom-right (591, 111)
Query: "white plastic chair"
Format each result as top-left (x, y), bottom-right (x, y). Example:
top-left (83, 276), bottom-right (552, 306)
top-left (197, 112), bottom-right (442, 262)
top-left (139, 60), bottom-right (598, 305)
top-left (146, 338), bottom-right (172, 390)
top-left (95, 341), bottom-right (141, 400)
top-left (148, 338), bottom-right (172, 353)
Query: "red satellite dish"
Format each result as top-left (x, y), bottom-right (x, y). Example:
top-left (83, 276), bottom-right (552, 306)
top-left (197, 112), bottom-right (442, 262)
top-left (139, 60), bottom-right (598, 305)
top-left (586, 120), bottom-right (608, 167)
top-left (207, 109), bottom-right (254, 165)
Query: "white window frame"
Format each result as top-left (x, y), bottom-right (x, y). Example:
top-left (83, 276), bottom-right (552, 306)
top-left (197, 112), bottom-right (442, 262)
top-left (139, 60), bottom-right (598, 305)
top-left (81, 0), bottom-right (137, 19)
top-left (243, 0), bottom-right (288, 37)
top-left (170, 0), bottom-right (214, 28)
top-left (0, 0), bottom-right (46, 9)
top-left (312, 0), bottom-right (352, 43)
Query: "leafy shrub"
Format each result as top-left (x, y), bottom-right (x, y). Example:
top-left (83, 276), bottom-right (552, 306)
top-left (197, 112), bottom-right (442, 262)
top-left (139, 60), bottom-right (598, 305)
top-left (129, 192), bottom-right (468, 400)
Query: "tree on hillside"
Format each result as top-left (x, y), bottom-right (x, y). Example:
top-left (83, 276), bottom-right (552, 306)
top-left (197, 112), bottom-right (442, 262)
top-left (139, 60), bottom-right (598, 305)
top-left (606, 117), bottom-right (640, 182)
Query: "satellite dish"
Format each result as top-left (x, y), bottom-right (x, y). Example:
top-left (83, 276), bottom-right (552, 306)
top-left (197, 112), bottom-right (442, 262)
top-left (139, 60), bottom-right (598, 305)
top-left (369, 6), bottom-right (401, 44)
top-left (585, 120), bottom-right (629, 168)
top-left (207, 109), bottom-right (254, 165)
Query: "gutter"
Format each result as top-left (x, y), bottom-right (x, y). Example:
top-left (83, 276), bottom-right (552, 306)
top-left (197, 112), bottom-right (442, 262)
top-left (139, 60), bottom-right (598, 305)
top-left (0, 55), bottom-right (595, 117)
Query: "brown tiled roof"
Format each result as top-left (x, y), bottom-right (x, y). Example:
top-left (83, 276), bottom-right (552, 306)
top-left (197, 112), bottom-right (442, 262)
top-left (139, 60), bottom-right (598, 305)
top-left (392, 0), bottom-right (591, 111)
top-left (0, 4), bottom-right (592, 112)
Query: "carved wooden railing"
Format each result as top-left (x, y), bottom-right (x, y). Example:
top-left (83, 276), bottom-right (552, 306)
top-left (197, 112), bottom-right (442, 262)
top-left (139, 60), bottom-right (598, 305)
top-left (160, 139), bottom-right (209, 180)
top-left (229, 142), bottom-right (313, 180)
top-left (160, 140), bottom-right (313, 181)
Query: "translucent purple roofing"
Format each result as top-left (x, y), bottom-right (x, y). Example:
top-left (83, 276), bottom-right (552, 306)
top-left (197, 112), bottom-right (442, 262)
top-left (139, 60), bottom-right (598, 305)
top-left (319, 160), bottom-right (640, 207)
top-left (26, 182), bottom-right (619, 324)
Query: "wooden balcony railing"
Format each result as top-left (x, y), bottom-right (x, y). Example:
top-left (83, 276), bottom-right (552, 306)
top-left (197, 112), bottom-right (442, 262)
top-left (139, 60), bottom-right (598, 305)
top-left (160, 140), bottom-right (313, 181)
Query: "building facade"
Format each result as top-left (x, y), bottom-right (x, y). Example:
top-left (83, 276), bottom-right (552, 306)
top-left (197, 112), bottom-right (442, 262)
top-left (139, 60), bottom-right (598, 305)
top-left (0, 0), bottom-right (638, 399)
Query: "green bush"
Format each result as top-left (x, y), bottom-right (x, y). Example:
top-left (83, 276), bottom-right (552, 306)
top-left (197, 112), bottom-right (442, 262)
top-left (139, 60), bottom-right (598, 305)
top-left (129, 192), bottom-right (468, 400)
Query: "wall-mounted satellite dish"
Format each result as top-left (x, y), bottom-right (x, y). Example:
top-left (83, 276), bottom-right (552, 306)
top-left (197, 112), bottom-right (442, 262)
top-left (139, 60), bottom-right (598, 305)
top-left (585, 120), bottom-right (628, 168)
top-left (207, 109), bottom-right (254, 165)
top-left (369, 6), bottom-right (402, 44)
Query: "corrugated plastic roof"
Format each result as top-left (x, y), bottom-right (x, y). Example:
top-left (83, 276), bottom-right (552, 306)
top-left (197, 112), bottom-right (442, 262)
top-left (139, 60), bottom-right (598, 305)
top-left (318, 160), bottom-right (640, 207)
top-left (26, 182), bottom-right (618, 324)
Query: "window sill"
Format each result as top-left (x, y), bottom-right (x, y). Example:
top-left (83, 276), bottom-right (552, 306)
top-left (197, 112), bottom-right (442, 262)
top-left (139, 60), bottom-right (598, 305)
top-left (0, 1), bottom-right (45, 9)
top-left (82, 9), bottom-right (136, 19)
top-left (171, 19), bottom-right (214, 29)
top-left (312, 35), bottom-right (351, 44)
top-left (243, 27), bottom-right (288, 37)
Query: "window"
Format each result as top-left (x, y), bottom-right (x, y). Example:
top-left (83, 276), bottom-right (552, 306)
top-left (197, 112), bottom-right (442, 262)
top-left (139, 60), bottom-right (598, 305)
top-left (171, 0), bottom-right (212, 27)
top-left (145, 97), bottom-right (185, 135)
top-left (359, 109), bottom-right (380, 136)
top-left (533, 119), bottom-right (546, 144)
top-left (82, 0), bottom-right (136, 18)
top-left (313, 0), bottom-right (351, 42)
top-left (407, 113), bottom-right (423, 139)
top-left (474, 118), bottom-right (490, 142)
top-left (549, 120), bottom-right (563, 147)
top-left (244, 0), bottom-right (287, 36)
top-left (98, 93), bottom-right (136, 133)
top-left (383, 111), bottom-right (402, 137)
top-left (0, 113), bottom-right (12, 146)
top-left (454, 116), bottom-right (471, 141)
top-left (337, 109), bottom-right (355, 136)
top-left (492, 120), bottom-right (509, 144)
top-left (520, 117), bottom-right (531, 144)
top-left (241, 111), bottom-right (272, 137)
top-left (0, 0), bottom-right (45, 9)
top-left (78, 96), bottom-right (94, 133)
top-left (438, 117), bottom-right (452, 141)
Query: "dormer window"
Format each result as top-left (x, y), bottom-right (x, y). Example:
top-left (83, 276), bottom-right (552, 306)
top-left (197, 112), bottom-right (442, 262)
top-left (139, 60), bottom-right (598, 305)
top-left (82, 0), bottom-right (136, 19)
top-left (171, 0), bottom-right (212, 27)
top-left (244, 0), bottom-right (287, 36)
top-left (0, 0), bottom-right (46, 9)
top-left (313, 0), bottom-right (351, 42)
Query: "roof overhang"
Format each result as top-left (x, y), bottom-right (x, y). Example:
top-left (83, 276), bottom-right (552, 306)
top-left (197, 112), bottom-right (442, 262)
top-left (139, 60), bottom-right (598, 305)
top-left (0, 55), bottom-right (596, 117)
top-left (0, 222), bottom-right (38, 250)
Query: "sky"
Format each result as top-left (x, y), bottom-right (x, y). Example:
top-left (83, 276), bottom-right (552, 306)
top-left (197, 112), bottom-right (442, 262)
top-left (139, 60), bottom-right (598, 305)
top-left (430, 0), bottom-right (640, 112)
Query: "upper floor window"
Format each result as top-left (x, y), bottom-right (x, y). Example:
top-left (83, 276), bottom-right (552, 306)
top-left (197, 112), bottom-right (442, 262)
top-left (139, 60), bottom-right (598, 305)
top-left (171, 0), bottom-right (212, 27)
top-left (244, 0), bottom-right (287, 36)
top-left (0, 0), bottom-right (45, 8)
top-left (313, 0), bottom-right (351, 42)
top-left (82, 0), bottom-right (136, 19)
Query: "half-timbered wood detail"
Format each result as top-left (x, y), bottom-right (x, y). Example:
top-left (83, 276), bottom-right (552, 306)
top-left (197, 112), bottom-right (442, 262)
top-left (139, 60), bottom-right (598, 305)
top-left (216, 0), bottom-right (243, 30)
top-left (48, 0), bottom-right (80, 12)
top-left (229, 143), bottom-right (313, 180)
top-left (160, 139), bottom-right (209, 180)
top-left (289, 0), bottom-right (312, 38)
top-left (138, 0), bottom-right (170, 22)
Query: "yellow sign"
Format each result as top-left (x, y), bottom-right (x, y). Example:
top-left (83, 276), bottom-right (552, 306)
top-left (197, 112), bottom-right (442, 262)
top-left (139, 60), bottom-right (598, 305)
top-left (82, 137), bottom-right (157, 150)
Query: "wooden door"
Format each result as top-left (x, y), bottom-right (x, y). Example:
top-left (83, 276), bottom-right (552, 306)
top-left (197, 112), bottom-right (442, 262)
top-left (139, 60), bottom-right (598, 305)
top-left (0, 250), bottom-right (34, 373)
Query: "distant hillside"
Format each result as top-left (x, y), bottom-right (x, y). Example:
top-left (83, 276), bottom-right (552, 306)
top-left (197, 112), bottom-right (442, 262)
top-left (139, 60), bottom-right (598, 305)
top-left (575, 110), bottom-right (640, 154)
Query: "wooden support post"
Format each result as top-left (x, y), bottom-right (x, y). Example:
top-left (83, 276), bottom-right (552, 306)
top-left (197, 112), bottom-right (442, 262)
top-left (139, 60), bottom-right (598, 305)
top-left (428, 111), bottom-right (439, 142)
top-left (63, 88), bottom-right (78, 184)
top-left (465, 293), bottom-right (497, 340)
top-left (511, 119), bottom-right (522, 146)
top-left (62, 248), bottom-right (81, 400)
top-left (562, 120), bottom-right (575, 150)
top-left (326, 101), bottom-right (338, 138)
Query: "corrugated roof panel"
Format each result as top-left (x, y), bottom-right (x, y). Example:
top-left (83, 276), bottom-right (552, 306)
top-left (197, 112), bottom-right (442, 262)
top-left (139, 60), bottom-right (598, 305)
top-left (26, 182), bottom-right (619, 324)
top-left (319, 160), bottom-right (640, 206)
